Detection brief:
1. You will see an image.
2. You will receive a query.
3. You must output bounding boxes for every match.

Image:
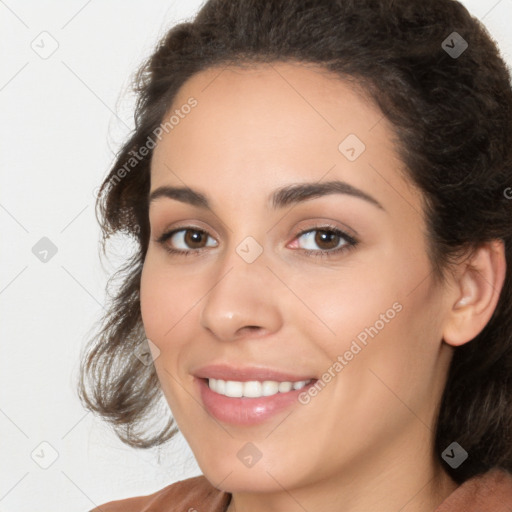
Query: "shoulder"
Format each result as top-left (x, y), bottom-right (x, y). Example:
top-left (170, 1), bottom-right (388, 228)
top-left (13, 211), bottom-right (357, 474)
top-left (435, 468), bottom-right (512, 512)
top-left (89, 475), bottom-right (231, 512)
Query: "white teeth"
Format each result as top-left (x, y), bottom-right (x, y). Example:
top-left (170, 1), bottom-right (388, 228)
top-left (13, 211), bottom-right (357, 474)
top-left (224, 380), bottom-right (243, 397)
top-left (216, 378), bottom-right (226, 394)
top-left (278, 381), bottom-right (292, 393)
top-left (262, 380), bottom-right (279, 396)
top-left (242, 381), bottom-right (262, 397)
top-left (208, 378), bottom-right (311, 398)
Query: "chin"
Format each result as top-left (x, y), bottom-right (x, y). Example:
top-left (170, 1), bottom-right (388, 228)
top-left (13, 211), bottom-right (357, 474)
top-left (197, 452), bottom-right (313, 494)
top-left (202, 466), bottom-right (286, 493)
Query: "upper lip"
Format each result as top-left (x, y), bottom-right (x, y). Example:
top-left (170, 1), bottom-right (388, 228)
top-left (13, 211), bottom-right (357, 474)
top-left (193, 364), bottom-right (316, 382)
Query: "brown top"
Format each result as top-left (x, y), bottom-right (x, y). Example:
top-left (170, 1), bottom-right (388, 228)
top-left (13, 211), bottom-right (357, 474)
top-left (90, 468), bottom-right (512, 511)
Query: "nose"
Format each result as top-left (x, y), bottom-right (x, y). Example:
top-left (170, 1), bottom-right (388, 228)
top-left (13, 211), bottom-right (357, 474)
top-left (199, 250), bottom-right (283, 342)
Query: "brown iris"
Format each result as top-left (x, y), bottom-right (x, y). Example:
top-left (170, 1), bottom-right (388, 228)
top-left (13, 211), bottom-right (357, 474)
top-left (313, 230), bottom-right (341, 250)
top-left (184, 229), bottom-right (208, 249)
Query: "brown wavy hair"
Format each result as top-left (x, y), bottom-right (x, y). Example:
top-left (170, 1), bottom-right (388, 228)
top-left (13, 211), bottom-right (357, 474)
top-left (78, 0), bottom-right (512, 484)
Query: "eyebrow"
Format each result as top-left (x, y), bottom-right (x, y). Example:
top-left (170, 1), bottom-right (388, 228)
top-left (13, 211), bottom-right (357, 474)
top-left (149, 180), bottom-right (384, 211)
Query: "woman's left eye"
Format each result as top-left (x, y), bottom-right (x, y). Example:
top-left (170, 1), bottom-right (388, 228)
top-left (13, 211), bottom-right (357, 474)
top-left (291, 227), bottom-right (357, 256)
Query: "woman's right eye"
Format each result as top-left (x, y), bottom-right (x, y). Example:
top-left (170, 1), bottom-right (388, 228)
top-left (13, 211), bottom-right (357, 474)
top-left (156, 228), bottom-right (218, 255)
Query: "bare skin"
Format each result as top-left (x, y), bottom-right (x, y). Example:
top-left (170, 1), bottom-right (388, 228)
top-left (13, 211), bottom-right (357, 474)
top-left (140, 61), bottom-right (505, 512)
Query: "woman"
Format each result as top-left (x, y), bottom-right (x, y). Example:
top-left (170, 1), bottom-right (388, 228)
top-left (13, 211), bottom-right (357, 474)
top-left (80, 0), bottom-right (512, 510)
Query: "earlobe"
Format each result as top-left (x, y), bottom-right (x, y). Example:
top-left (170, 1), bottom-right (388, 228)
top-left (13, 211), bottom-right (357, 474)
top-left (442, 239), bottom-right (506, 347)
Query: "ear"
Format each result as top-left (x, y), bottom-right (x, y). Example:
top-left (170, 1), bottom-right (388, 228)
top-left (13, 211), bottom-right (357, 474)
top-left (442, 240), bottom-right (506, 347)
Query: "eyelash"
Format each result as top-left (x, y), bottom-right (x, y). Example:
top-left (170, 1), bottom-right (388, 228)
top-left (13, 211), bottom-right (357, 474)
top-left (155, 225), bottom-right (358, 259)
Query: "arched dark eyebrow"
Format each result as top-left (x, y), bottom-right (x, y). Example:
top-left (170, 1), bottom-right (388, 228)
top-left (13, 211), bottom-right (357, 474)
top-left (270, 181), bottom-right (384, 210)
top-left (148, 180), bottom-right (384, 211)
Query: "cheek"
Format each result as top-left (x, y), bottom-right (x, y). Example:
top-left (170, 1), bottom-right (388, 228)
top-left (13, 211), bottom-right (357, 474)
top-left (139, 258), bottom-right (186, 348)
top-left (139, 260), bottom-right (190, 405)
top-left (307, 245), bottom-right (439, 373)
top-left (139, 261), bottom-right (164, 341)
top-left (139, 255), bottom-right (209, 377)
top-left (299, 264), bottom-right (402, 357)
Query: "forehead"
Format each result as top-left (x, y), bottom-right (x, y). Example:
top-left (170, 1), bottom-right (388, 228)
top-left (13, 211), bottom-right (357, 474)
top-left (155, 61), bottom-right (384, 161)
top-left (150, 61), bottom-right (422, 214)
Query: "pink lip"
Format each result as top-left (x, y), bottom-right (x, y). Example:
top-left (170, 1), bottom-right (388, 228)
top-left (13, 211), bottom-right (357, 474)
top-left (196, 378), bottom-right (316, 426)
top-left (193, 364), bottom-right (317, 426)
top-left (193, 363), bottom-right (315, 382)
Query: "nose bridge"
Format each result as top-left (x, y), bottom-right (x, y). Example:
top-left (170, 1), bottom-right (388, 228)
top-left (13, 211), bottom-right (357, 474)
top-left (199, 239), bottom-right (283, 341)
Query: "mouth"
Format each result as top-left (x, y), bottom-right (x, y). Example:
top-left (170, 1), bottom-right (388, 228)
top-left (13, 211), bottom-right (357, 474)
top-left (196, 377), bottom-right (317, 426)
top-left (193, 364), bottom-right (318, 426)
top-left (205, 377), bottom-right (313, 398)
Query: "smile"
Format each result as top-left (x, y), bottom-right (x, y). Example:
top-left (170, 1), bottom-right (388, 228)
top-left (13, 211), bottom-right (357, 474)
top-left (207, 378), bottom-right (312, 398)
top-left (196, 377), bottom-right (317, 426)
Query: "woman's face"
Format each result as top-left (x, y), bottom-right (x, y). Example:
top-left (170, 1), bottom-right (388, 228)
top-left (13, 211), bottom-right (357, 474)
top-left (140, 62), bottom-right (455, 493)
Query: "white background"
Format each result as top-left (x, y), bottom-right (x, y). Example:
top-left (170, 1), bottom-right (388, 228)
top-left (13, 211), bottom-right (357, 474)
top-left (1, 1), bottom-right (511, 510)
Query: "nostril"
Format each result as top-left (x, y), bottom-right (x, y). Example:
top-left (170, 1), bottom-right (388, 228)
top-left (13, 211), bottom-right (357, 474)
top-left (238, 325), bottom-right (260, 332)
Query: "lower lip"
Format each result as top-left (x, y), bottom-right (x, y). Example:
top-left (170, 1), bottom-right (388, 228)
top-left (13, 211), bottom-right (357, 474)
top-left (196, 378), bottom-right (316, 426)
